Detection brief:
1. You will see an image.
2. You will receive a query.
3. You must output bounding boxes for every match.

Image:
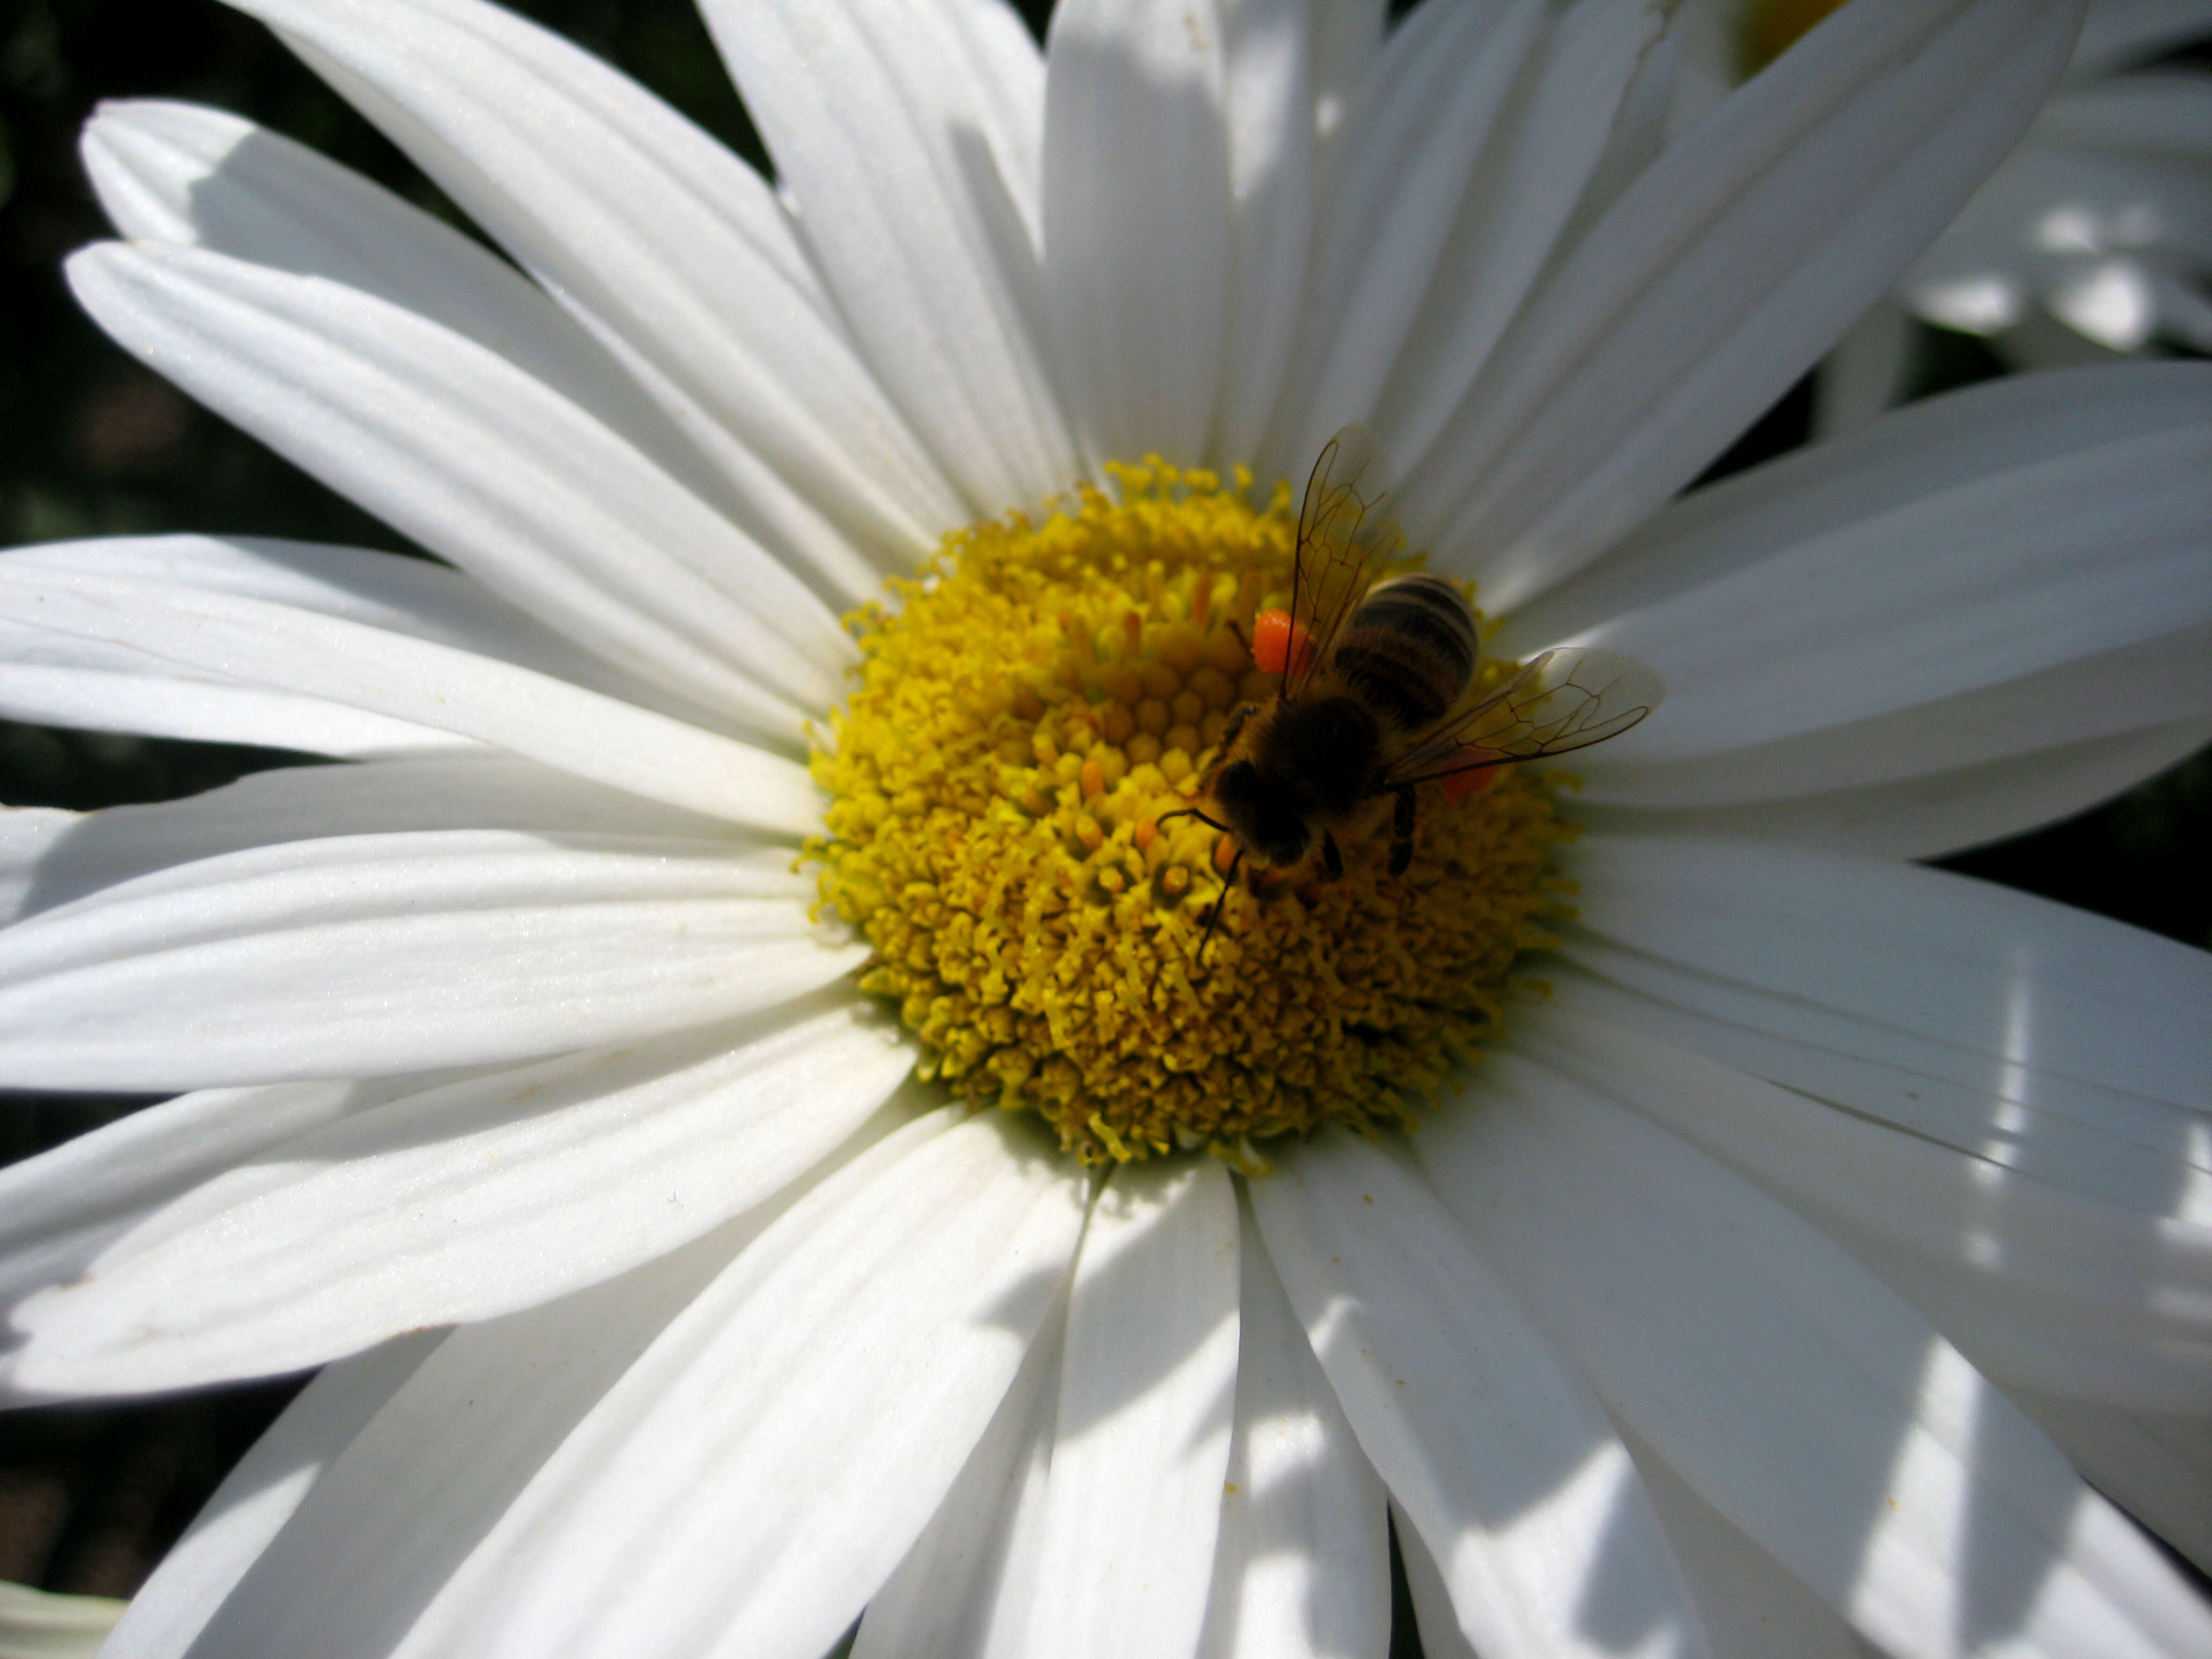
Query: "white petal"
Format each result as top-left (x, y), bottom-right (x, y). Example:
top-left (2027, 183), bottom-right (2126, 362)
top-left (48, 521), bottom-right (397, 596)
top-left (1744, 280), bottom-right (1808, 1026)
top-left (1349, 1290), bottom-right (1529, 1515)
top-left (1275, 0), bottom-right (1551, 472)
top-left (1578, 716), bottom-right (2212, 862)
top-left (1526, 370), bottom-right (2212, 772)
top-left (98, 1332), bottom-right (442, 1659)
top-left (80, 98), bottom-right (885, 605)
top-left (0, 808), bottom-right (74, 926)
top-left (1558, 835), bottom-right (2212, 1115)
top-left (396, 1109), bottom-right (1089, 1659)
top-left (67, 240), bottom-right (847, 735)
top-left (1402, 0), bottom-right (2087, 611)
top-left (1513, 1006), bottom-right (2212, 1415)
top-left (1622, 1432), bottom-right (1862, 1659)
top-left (0, 528), bottom-right (673, 759)
top-left (9, 755), bottom-right (737, 920)
top-left (1512, 358), bottom-right (2212, 660)
top-left (0, 831), bottom-right (859, 1090)
top-left (2070, 0), bottom-right (2212, 75)
top-left (153, 1152), bottom-right (848, 1659)
top-left (1368, 0), bottom-right (1672, 476)
top-left (1415, 1051), bottom-right (2212, 1659)
top-left (9, 995), bottom-right (914, 1394)
top-left (1563, 598), bottom-right (2212, 817)
top-left (1394, 1513), bottom-right (1478, 1659)
top-left (0, 560), bottom-right (821, 831)
top-left (6, 533), bottom-right (739, 730)
top-left (0, 1076), bottom-right (439, 1343)
top-left (228, 0), bottom-right (962, 548)
top-left (700, 0), bottom-right (1077, 512)
top-left (1308, 0), bottom-right (1384, 144)
top-left (1211, 0), bottom-right (1314, 466)
top-left (853, 1301), bottom-right (1065, 1659)
top-left (1196, 1204), bottom-right (1389, 1659)
top-left (1812, 295), bottom-right (1915, 439)
top-left (1023, 1158), bottom-right (1241, 1659)
top-left (1251, 1131), bottom-right (1708, 1659)
top-left (1045, 0), bottom-right (1231, 468)
top-left (1538, 953), bottom-right (2211, 1224)
top-left (2009, 1390), bottom-right (2212, 1573)
top-left (0, 659), bottom-right (461, 759)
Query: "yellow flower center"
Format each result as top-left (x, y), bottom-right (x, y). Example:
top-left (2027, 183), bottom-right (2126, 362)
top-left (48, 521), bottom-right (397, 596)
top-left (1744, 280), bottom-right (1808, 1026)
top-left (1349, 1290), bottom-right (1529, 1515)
top-left (809, 460), bottom-right (1569, 1167)
top-left (1739, 0), bottom-right (1851, 75)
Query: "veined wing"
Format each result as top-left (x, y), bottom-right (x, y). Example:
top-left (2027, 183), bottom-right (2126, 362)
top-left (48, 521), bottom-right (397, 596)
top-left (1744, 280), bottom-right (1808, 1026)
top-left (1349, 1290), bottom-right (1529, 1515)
top-left (1384, 648), bottom-right (1662, 787)
top-left (1285, 422), bottom-right (1403, 699)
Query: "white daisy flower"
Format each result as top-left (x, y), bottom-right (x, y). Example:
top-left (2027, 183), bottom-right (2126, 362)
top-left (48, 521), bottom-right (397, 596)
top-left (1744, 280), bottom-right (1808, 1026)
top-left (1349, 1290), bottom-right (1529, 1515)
top-left (1676, 0), bottom-right (2212, 424)
top-left (0, 1), bottom-right (2207, 1657)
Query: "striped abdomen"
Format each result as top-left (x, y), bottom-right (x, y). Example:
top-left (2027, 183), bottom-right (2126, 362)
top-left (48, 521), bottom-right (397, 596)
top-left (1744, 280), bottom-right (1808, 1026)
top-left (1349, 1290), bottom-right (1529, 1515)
top-left (1329, 574), bottom-right (1477, 731)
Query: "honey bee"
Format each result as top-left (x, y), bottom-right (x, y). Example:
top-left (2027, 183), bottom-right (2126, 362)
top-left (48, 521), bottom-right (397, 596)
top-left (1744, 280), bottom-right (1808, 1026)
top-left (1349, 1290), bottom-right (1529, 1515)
top-left (1163, 422), bottom-right (1662, 948)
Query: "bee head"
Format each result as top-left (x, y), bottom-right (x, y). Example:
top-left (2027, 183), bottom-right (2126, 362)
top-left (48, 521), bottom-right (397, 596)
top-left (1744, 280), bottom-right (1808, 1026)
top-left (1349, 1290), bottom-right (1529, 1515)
top-left (1214, 759), bottom-right (1312, 869)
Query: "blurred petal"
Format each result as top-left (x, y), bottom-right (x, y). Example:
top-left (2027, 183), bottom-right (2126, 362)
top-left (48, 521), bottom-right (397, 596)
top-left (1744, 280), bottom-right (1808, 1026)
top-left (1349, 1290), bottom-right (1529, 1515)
top-left (1045, 0), bottom-right (1231, 468)
top-left (1023, 1158), bottom-right (1241, 1659)
top-left (1402, 0), bottom-right (2086, 611)
top-left (701, 0), bottom-right (1077, 512)
top-left (67, 241), bottom-right (847, 737)
top-left (1196, 1204), bottom-right (1390, 1659)
top-left (0, 1581), bottom-right (125, 1658)
top-left (0, 831), bottom-right (858, 1090)
top-left (1414, 1049), bottom-right (2212, 1659)
top-left (226, 0), bottom-right (963, 549)
top-left (396, 1110), bottom-right (1088, 1659)
top-left (1252, 1131), bottom-right (1708, 1659)
top-left (9, 995), bottom-right (914, 1394)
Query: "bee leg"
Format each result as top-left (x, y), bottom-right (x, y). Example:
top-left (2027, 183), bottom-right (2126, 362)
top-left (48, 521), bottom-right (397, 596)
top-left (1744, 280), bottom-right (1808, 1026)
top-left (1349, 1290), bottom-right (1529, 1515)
top-left (1322, 832), bottom-right (1343, 881)
top-left (1389, 787), bottom-right (1416, 876)
top-left (1196, 844), bottom-right (1243, 969)
top-left (1217, 701), bottom-right (1258, 752)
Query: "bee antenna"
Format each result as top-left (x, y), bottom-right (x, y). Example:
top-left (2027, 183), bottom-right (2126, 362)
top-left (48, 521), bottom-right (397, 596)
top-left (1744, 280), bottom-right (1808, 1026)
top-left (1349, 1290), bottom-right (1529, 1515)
top-left (1156, 806), bottom-right (1227, 833)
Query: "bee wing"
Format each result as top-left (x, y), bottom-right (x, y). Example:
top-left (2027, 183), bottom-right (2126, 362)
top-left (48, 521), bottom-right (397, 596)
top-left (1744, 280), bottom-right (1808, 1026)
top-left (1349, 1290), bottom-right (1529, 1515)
top-left (1384, 648), bottom-right (1663, 787)
top-left (1287, 422), bottom-right (1404, 699)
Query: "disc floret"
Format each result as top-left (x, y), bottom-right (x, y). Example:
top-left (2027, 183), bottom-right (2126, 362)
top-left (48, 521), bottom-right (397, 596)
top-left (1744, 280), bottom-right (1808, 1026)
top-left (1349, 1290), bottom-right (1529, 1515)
top-left (809, 461), bottom-right (1570, 1166)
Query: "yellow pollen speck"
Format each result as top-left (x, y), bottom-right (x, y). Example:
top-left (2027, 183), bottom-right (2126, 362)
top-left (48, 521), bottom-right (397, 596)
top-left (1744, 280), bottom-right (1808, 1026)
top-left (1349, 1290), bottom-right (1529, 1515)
top-left (808, 459), bottom-right (1571, 1166)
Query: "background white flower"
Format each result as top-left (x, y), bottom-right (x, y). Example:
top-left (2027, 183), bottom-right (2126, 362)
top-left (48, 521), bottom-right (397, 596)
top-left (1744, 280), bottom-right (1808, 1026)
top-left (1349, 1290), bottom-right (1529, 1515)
top-left (0, 1), bottom-right (2204, 1657)
top-left (1675, 0), bottom-right (2212, 426)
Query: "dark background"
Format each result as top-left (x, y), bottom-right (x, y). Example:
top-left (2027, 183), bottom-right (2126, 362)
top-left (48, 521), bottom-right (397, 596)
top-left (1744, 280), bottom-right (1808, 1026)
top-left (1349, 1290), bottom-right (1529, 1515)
top-left (0, 0), bottom-right (2203, 1638)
